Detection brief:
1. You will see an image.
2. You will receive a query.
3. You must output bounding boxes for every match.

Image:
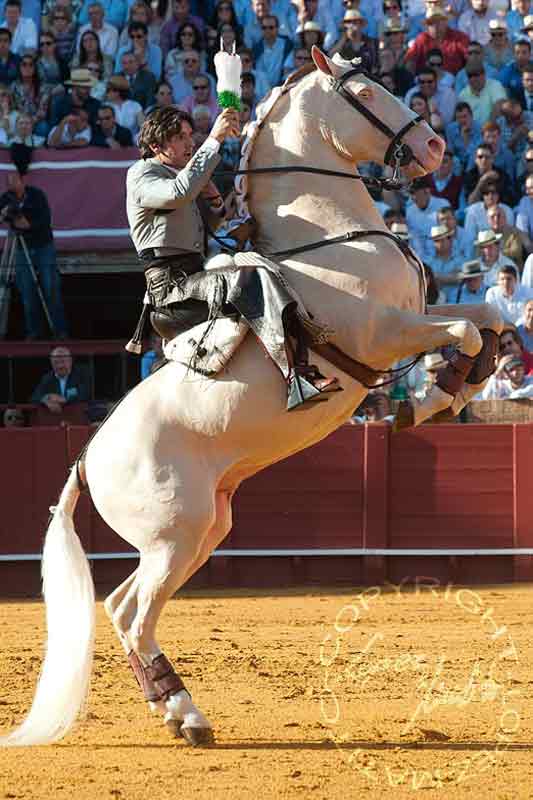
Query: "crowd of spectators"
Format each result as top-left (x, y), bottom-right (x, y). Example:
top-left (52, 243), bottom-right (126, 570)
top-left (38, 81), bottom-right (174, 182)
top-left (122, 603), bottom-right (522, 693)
top-left (3, 0), bottom-right (533, 422)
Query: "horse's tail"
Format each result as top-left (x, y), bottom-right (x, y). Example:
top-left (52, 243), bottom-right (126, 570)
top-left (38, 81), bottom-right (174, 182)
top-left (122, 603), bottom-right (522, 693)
top-left (1, 467), bottom-right (95, 746)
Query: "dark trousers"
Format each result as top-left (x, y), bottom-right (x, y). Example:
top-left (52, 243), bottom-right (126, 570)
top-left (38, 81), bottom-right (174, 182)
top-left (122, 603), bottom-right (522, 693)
top-left (15, 241), bottom-right (68, 338)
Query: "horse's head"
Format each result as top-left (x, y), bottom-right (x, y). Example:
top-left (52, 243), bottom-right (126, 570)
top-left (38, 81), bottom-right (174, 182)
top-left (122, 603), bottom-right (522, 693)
top-left (310, 47), bottom-right (444, 178)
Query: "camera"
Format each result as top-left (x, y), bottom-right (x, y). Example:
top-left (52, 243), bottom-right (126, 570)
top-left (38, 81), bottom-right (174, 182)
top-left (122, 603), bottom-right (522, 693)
top-left (0, 200), bottom-right (20, 224)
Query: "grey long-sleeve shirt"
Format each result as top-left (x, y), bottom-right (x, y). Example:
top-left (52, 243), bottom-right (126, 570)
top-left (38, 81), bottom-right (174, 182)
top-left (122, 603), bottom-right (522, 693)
top-left (126, 137), bottom-right (222, 257)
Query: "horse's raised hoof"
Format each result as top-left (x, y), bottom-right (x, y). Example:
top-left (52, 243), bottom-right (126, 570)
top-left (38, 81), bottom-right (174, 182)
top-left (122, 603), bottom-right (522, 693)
top-left (180, 726), bottom-right (216, 747)
top-left (392, 399), bottom-right (415, 433)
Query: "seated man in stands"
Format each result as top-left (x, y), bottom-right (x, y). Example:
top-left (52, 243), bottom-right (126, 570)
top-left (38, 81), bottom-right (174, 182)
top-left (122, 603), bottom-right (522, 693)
top-left (481, 353), bottom-right (533, 398)
top-left (485, 264), bottom-right (533, 324)
top-left (91, 104), bottom-right (133, 147)
top-left (31, 346), bottom-right (90, 414)
top-left (47, 107), bottom-right (92, 148)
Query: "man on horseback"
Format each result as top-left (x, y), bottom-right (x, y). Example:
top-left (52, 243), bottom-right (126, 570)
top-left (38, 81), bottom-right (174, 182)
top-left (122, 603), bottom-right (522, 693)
top-left (126, 105), bottom-right (340, 411)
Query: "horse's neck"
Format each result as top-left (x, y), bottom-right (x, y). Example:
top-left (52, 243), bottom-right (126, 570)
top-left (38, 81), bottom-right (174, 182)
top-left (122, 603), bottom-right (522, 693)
top-left (248, 96), bottom-right (386, 255)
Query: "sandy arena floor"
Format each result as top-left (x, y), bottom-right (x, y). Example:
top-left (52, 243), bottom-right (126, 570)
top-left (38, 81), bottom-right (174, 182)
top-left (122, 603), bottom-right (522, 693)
top-left (1, 582), bottom-right (533, 800)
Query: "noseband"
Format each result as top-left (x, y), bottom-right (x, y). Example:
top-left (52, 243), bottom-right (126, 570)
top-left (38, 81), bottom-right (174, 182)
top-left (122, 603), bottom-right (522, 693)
top-left (331, 67), bottom-right (424, 178)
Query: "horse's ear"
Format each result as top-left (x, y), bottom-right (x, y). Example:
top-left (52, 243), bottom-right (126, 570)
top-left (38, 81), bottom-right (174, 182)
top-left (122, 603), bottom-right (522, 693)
top-left (311, 46), bottom-right (334, 76)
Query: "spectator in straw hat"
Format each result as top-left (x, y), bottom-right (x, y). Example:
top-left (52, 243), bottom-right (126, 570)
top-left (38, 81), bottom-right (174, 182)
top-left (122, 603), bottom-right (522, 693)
top-left (50, 66), bottom-right (100, 125)
top-left (330, 9), bottom-right (378, 71)
top-left (296, 20), bottom-right (324, 51)
top-left (486, 18), bottom-right (513, 69)
top-left (404, 6), bottom-right (469, 75)
top-left (485, 263), bottom-right (533, 323)
top-left (475, 228), bottom-right (517, 286)
top-left (390, 221), bottom-right (409, 240)
top-left (105, 72), bottom-right (143, 135)
top-left (455, 258), bottom-right (490, 304)
top-left (426, 224), bottom-right (465, 300)
top-left (292, 0), bottom-right (337, 51)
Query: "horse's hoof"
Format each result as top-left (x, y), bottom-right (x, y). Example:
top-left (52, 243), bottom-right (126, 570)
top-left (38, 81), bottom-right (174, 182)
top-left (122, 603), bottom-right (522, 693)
top-left (392, 399), bottom-right (414, 432)
top-left (165, 717), bottom-right (183, 737)
top-left (180, 725), bottom-right (216, 747)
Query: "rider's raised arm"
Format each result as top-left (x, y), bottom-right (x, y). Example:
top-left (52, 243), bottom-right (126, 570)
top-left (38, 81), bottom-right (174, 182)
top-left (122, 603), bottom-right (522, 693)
top-left (129, 141), bottom-right (221, 210)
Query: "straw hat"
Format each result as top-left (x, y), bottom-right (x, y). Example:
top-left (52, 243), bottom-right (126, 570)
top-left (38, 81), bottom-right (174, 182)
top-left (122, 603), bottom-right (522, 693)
top-left (474, 229), bottom-right (502, 248)
top-left (489, 18), bottom-right (507, 31)
top-left (458, 259), bottom-right (487, 279)
top-left (344, 8), bottom-right (366, 23)
top-left (383, 16), bottom-right (406, 33)
top-left (302, 20), bottom-right (323, 33)
top-left (424, 5), bottom-right (448, 22)
top-left (390, 222), bottom-right (409, 239)
top-left (430, 224), bottom-right (452, 241)
top-left (65, 68), bottom-right (96, 88)
top-left (424, 353), bottom-right (448, 371)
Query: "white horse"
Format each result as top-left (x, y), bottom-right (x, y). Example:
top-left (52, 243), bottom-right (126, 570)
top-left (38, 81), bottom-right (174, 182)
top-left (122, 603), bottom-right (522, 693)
top-left (0, 48), bottom-right (502, 747)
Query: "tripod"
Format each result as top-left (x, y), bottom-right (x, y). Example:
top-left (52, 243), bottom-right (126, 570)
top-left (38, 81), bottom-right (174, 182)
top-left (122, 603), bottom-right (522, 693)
top-left (0, 228), bottom-right (56, 338)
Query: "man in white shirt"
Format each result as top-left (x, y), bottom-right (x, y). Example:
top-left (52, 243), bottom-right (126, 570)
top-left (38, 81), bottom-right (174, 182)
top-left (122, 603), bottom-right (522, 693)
top-left (47, 108), bottom-right (92, 148)
top-left (1, 0), bottom-right (36, 55)
top-left (77, 1), bottom-right (118, 59)
top-left (405, 176), bottom-right (449, 259)
top-left (485, 264), bottom-right (533, 323)
top-left (458, 59), bottom-right (507, 125)
top-left (481, 354), bottom-right (533, 398)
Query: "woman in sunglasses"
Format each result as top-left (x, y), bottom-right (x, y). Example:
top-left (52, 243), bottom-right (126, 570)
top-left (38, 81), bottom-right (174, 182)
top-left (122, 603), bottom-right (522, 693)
top-left (37, 31), bottom-right (69, 87)
top-left (165, 21), bottom-right (206, 79)
top-left (71, 29), bottom-right (113, 80)
top-left (12, 55), bottom-right (53, 137)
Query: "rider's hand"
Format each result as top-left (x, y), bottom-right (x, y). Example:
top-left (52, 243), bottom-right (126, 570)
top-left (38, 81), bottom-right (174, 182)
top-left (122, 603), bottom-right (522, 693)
top-left (210, 108), bottom-right (240, 143)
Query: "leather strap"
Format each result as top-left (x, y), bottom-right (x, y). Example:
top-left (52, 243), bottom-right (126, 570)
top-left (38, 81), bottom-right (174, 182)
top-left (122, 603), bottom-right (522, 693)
top-left (128, 651), bottom-right (160, 702)
top-left (466, 329), bottom-right (499, 385)
top-left (302, 332), bottom-right (383, 388)
top-left (436, 350), bottom-right (475, 396)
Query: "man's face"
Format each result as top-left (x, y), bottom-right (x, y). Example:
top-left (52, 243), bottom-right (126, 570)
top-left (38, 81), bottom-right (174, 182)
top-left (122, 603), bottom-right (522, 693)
top-left (482, 188), bottom-right (499, 208)
top-left (154, 121), bottom-right (194, 168)
top-left (98, 107), bottom-right (115, 133)
top-left (498, 271), bottom-right (516, 296)
top-left (173, 0), bottom-right (189, 18)
top-left (515, 42), bottom-right (531, 65)
top-left (500, 331), bottom-right (521, 356)
top-left (468, 68), bottom-right (486, 92)
top-left (88, 4), bottom-right (103, 26)
top-left (261, 15), bottom-right (278, 43)
top-left (456, 108), bottom-right (472, 129)
top-left (437, 151), bottom-right (453, 177)
top-left (434, 232), bottom-right (452, 254)
top-left (475, 148), bottom-right (493, 171)
top-left (241, 77), bottom-right (255, 102)
top-left (466, 275), bottom-right (483, 291)
top-left (517, 0), bottom-right (530, 15)
top-left (472, 0), bottom-right (488, 13)
top-left (182, 50), bottom-right (200, 77)
top-left (526, 176), bottom-right (533, 197)
top-left (0, 33), bottom-right (10, 54)
top-left (130, 28), bottom-right (147, 48)
top-left (427, 19), bottom-right (448, 38)
top-left (525, 148), bottom-right (533, 171)
top-left (487, 206), bottom-right (505, 230)
top-left (5, 5), bottom-right (20, 26)
top-left (506, 363), bottom-right (525, 386)
top-left (252, 0), bottom-right (269, 16)
top-left (192, 76), bottom-right (210, 101)
top-left (50, 348), bottom-right (73, 378)
top-left (412, 187), bottom-right (430, 209)
top-left (524, 300), bottom-right (533, 329)
top-left (122, 53), bottom-right (138, 75)
top-left (481, 241), bottom-right (499, 264)
top-left (73, 85), bottom-right (90, 101)
top-left (7, 171), bottom-right (23, 196)
top-left (16, 114), bottom-right (32, 137)
top-left (72, 109), bottom-right (89, 130)
top-left (418, 72), bottom-right (436, 97)
top-left (437, 209), bottom-right (456, 231)
top-left (523, 70), bottom-right (533, 93)
top-left (483, 128), bottom-right (499, 149)
top-left (293, 48), bottom-right (311, 68)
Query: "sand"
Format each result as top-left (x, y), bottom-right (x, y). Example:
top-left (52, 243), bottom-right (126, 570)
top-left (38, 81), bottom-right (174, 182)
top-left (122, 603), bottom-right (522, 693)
top-left (1, 582), bottom-right (532, 800)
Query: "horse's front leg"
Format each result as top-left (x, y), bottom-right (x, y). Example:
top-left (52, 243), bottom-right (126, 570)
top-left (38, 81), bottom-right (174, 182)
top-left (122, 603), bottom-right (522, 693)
top-left (426, 302), bottom-right (503, 418)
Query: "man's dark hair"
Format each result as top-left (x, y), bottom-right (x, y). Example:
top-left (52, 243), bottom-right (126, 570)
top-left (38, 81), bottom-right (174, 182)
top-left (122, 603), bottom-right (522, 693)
top-left (437, 205), bottom-right (454, 217)
top-left (139, 107), bottom-right (194, 159)
top-left (98, 103), bottom-right (115, 118)
top-left (418, 66), bottom-right (437, 81)
top-left (241, 70), bottom-right (256, 86)
top-left (5, 0), bottom-right (21, 8)
top-left (522, 60), bottom-right (533, 75)
top-left (455, 101), bottom-right (472, 115)
top-left (0, 27), bottom-right (12, 40)
top-left (499, 264), bottom-right (517, 278)
top-left (128, 20), bottom-right (148, 36)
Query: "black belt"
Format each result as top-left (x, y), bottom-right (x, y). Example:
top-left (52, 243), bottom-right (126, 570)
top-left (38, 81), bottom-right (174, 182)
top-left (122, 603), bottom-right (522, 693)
top-left (139, 250), bottom-right (203, 274)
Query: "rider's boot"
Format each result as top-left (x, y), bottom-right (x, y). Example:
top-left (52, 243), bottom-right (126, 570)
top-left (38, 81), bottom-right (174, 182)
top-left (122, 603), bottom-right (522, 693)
top-left (286, 318), bottom-right (342, 412)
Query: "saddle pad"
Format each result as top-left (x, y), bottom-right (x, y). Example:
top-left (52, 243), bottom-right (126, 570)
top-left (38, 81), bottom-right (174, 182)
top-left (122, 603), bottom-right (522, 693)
top-left (163, 315), bottom-right (249, 376)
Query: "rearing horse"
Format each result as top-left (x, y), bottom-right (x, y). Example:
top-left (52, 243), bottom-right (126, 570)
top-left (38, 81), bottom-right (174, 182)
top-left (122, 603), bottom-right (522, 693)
top-left (0, 48), bottom-right (502, 748)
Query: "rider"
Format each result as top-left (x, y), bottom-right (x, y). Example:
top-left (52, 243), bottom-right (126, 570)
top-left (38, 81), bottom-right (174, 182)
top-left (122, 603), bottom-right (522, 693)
top-left (126, 105), bottom-right (341, 411)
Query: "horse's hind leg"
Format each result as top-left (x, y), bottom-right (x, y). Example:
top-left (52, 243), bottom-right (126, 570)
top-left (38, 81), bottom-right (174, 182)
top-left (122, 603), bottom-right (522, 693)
top-left (104, 568), bottom-right (138, 653)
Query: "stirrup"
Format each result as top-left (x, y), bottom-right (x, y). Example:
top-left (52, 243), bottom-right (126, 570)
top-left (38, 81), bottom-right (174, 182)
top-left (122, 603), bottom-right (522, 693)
top-left (286, 368), bottom-right (341, 412)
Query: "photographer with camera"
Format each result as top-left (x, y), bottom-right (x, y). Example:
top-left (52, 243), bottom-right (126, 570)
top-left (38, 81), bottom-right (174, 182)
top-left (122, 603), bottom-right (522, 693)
top-left (0, 170), bottom-right (68, 340)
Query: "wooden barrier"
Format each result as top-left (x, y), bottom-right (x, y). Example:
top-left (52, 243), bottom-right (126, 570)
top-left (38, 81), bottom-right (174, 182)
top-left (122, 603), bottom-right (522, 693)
top-left (0, 423), bottom-right (532, 595)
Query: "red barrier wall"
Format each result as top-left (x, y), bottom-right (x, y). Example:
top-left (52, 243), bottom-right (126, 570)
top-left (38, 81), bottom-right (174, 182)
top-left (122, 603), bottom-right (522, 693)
top-left (1, 423), bottom-right (532, 594)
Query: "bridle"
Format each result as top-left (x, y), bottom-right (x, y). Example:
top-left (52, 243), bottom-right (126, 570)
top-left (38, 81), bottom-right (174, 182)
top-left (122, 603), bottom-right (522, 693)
top-left (331, 66), bottom-right (425, 181)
